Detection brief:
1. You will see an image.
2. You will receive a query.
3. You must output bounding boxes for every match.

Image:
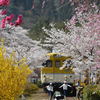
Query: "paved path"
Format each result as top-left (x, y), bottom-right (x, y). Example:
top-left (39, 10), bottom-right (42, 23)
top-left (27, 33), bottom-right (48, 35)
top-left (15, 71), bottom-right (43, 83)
top-left (66, 97), bottom-right (76, 100)
top-left (25, 89), bottom-right (77, 100)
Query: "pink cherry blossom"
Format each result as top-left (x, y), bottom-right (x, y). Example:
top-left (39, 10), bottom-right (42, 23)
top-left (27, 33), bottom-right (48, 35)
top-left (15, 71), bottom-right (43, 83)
top-left (15, 15), bottom-right (23, 26)
top-left (6, 14), bottom-right (14, 22)
top-left (1, 18), bottom-right (6, 28)
top-left (96, 51), bottom-right (100, 55)
top-left (0, 0), bottom-right (10, 6)
top-left (0, 9), bottom-right (7, 15)
top-left (9, 22), bottom-right (14, 26)
top-left (70, 15), bottom-right (77, 25)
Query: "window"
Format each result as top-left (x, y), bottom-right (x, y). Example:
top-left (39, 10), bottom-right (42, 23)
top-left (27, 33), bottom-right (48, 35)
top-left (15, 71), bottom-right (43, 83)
top-left (46, 60), bottom-right (52, 67)
top-left (42, 60), bottom-right (52, 67)
top-left (55, 61), bottom-right (61, 68)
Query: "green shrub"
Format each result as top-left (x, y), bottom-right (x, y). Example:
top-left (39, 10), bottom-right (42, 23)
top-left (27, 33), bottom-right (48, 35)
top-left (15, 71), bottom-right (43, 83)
top-left (23, 83), bottom-right (39, 96)
top-left (83, 85), bottom-right (100, 100)
top-left (35, 80), bottom-right (42, 88)
top-left (54, 21), bottom-right (65, 30)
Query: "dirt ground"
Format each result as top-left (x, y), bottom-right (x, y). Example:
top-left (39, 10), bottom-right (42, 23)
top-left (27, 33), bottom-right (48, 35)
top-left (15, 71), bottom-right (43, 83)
top-left (26, 89), bottom-right (48, 100)
top-left (25, 89), bottom-right (76, 100)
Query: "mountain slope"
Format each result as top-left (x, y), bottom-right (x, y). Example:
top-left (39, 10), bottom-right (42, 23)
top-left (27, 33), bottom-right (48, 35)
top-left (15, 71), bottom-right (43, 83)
top-left (9, 0), bottom-right (73, 28)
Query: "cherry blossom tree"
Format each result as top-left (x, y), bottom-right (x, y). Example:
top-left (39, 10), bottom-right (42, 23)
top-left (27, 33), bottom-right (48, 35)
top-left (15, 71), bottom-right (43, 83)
top-left (0, 27), bottom-right (47, 67)
top-left (41, 1), bottom-right (100, 79)
top-left (0, 0), bottom-right (47, 68)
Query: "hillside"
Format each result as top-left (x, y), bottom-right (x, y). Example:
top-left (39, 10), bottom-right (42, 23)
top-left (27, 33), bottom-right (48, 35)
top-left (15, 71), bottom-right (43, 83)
top-left (9, 0), bottom-right (100, 41)
top-left (9, 0), bottom-right (73, 29)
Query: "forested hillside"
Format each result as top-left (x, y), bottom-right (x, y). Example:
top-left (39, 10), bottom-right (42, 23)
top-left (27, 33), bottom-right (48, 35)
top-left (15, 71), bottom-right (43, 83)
top-left (9, 0), bottom-right (73, 28)
top-left (9, 0), bottom-right (99, 40)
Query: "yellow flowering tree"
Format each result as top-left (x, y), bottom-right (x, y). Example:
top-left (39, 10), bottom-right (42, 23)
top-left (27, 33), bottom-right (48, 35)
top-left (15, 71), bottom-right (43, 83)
top-left (0, 43), bottom-right (32, 100)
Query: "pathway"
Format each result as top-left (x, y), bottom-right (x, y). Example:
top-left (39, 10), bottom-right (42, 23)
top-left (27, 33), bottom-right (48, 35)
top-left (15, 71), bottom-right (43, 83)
top-left (25, 89), bottom-right (77, 100)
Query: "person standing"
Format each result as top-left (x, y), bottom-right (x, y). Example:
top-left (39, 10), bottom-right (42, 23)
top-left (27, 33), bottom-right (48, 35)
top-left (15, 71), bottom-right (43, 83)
top-left (59, 81), bottom-right (71, 100)
top-left (46, 83), bottom-right (54, 100)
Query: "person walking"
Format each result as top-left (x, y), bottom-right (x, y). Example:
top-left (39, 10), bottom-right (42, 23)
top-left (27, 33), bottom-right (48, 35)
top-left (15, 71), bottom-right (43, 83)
top-left (59, 81), bottom-right (71, 100)
top-left (21, 94), bottom-right (26, 100)
top-left (46, 83), bottom-right (54, 100)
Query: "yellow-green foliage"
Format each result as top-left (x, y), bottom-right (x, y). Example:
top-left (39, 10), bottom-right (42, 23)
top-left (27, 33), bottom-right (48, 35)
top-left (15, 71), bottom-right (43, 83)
top-left (23, 83), bottom-right (39, 96)
top-left (83, 85), bottom-right (100, 100)
top-left (0, 44), bottom-right (32, 100)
